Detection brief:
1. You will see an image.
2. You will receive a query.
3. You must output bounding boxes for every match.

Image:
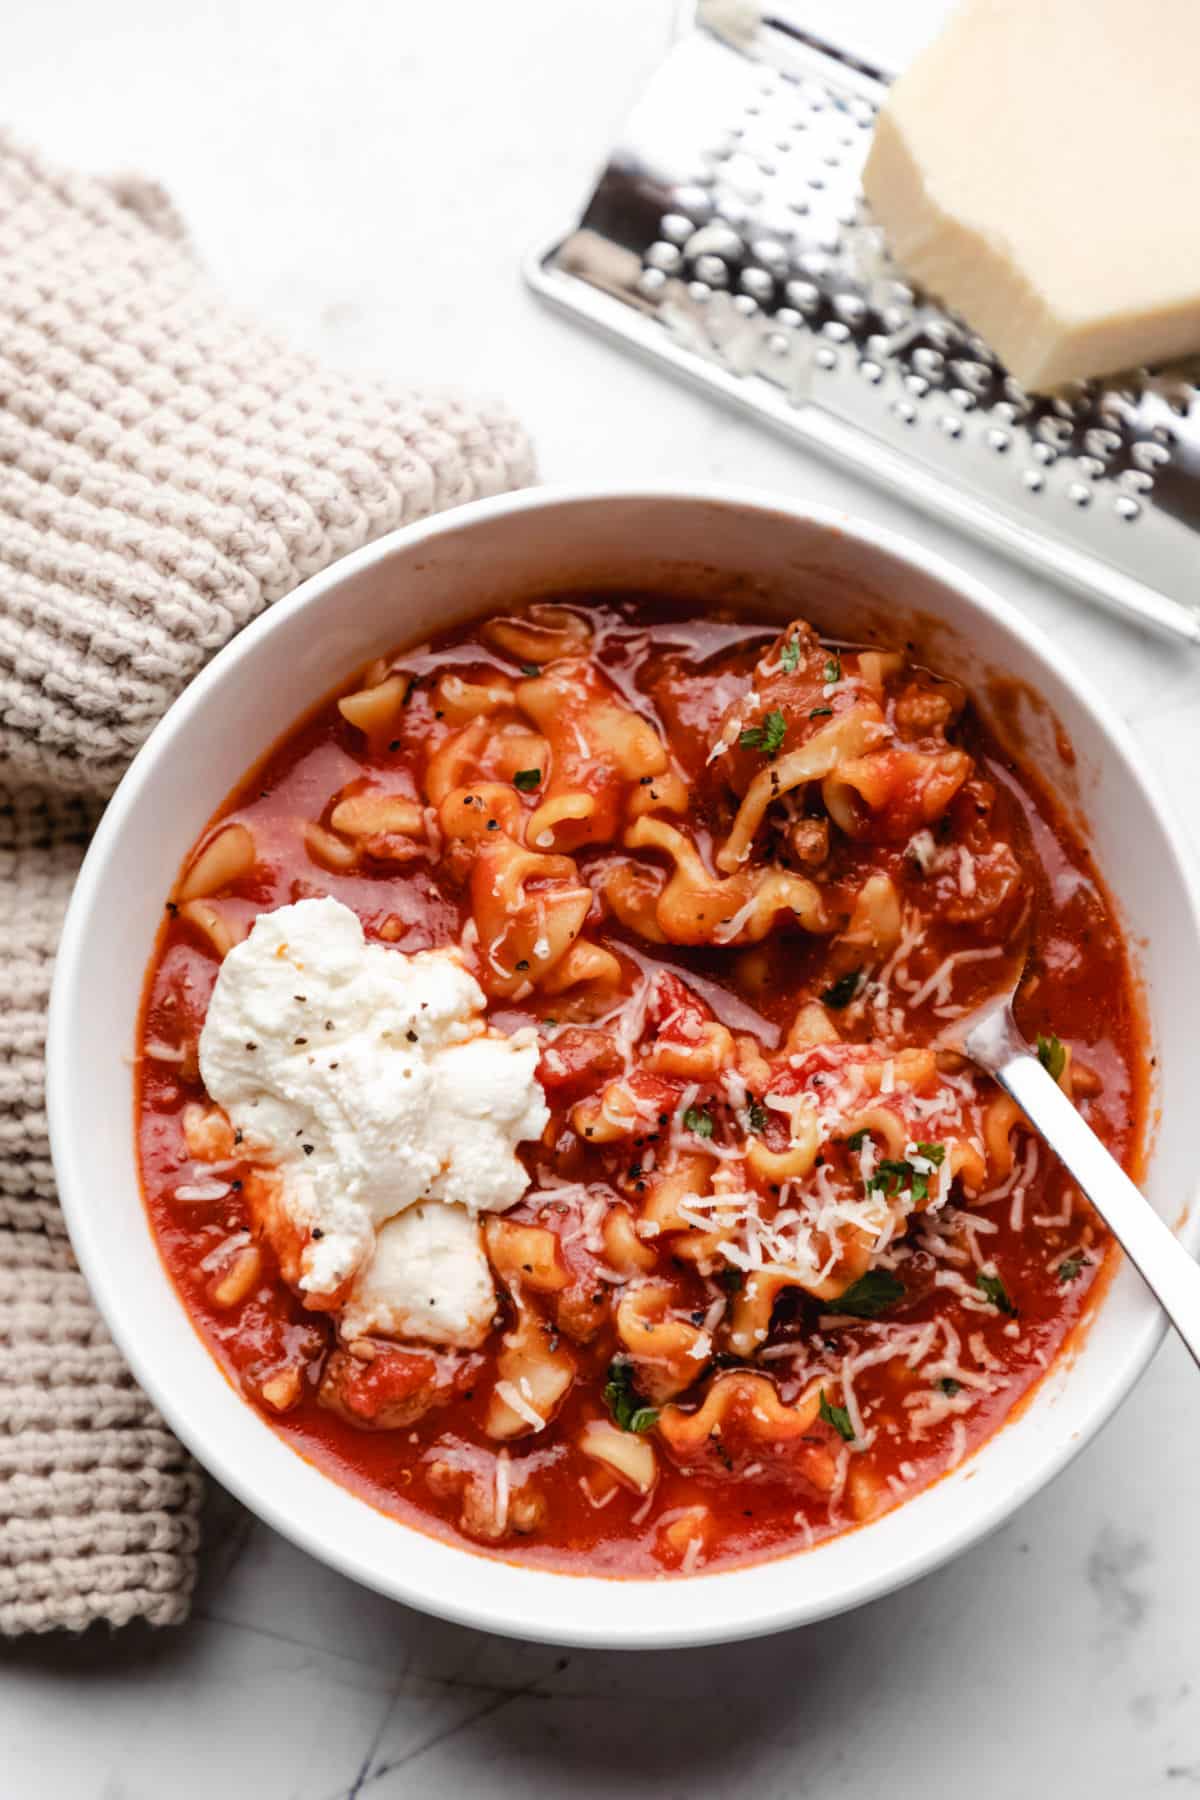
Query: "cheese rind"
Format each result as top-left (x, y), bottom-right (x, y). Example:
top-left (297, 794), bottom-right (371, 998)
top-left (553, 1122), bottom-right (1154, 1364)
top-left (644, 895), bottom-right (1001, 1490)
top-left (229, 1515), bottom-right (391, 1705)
top-left (862, 0), bottom-right (1200, 391)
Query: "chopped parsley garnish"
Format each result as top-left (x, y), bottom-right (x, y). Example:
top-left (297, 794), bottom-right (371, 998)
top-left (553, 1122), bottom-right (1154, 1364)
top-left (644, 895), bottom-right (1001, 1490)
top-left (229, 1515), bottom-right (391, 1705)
top-left (809, 706), bottom-right (833, 719)
top-left (717, 1267), bottom-right (745, 1294)
top-left (915, 1141), bottom-right (946, 1166)
top-left (940, 1377), bottom-right (961, 1396)
top-left (739, 708), bottom-right (787, 757)
top-left (1037, 1032), bottom-right (1066, 1081)
top-left (763, 708), bottom-right (788, 753)
top-left (781, 637), bottom-right (800, 674)
top-left (1058, 1255), bottom-right (1089, 1283)
top-left (846, 1128), bottom-right (868, 1152)
top-left (683, 1104), bottom-right (714, 1139)
top-left (513, 767), bottom-right (542, 791)
top-left (520, 662), bottom-right (541, 677)
top-left (834, 1269), bottom-right (906, 1318)
top-left (745, 1097), bottom-right (768, 1135)
top-left (821, 967), bottom-right (862, 1009)
top-left (976, 1271), bottom-right (1017, 1316)
top-left (824, 653), bottom-right (842, 684)
top-left (604, 1360), bottom-right (659, 1434)
top-left (819, 1389), bottom-right (855, 1442)
top-left (869, 1158), bottom-right (931, 1204)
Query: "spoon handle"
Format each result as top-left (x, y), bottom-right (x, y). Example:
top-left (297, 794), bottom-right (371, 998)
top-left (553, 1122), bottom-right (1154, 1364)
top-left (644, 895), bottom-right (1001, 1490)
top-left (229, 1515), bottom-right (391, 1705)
top-left (994, 1047), bottom-right (1200, 1369)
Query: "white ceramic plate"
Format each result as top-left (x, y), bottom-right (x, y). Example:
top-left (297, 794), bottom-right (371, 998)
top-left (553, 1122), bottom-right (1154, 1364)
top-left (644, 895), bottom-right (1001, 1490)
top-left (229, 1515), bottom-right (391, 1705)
top-left (47, 486), bottom-right (1200, 1648)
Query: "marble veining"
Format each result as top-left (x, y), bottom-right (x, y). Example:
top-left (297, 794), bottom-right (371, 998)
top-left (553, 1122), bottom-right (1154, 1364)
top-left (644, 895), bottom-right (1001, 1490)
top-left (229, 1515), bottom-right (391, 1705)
top-left (4, 0), bottom-right (1200, 1794)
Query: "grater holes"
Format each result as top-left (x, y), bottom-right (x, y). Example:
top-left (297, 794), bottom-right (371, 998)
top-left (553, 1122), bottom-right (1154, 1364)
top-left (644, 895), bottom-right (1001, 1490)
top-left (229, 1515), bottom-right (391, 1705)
top-left (684, 222), bottom-right (743, 262)
top-left (1083, 427), bottom-right (1122, 459)
top-left (832, 293), bottom-right (868, 330)
top-left (646, 242), bottom-right (684, 274)
top-left (750, 237), bottom-right (791, 272)
top-left (674, 186), bottom-right (714, 218)
top-left (718, 196), bottom-right (753, 230)
top-left (923, 320), bottom-right (957, 354)
top-left (739, 268), bottom-right (775, 301)
top-left (1131, 441), bottom-right (1169, 472)
top-left (784, 278), bottom-right (821, 314)
top-left (1036, 416), bottom-right (1075, 451)
top-left (693, 255), bottom-right (731, 288)
top-left (948, 359), bottom-right (993, 397)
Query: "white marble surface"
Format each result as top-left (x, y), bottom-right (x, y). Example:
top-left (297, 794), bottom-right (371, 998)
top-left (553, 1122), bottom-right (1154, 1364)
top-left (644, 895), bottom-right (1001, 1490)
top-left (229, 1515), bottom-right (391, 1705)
top-left (5, 1), bottom-right (1200, 1794)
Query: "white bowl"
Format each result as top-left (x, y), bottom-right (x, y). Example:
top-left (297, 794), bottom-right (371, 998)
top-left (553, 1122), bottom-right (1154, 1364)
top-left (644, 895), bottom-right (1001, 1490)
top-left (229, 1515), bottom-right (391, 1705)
top-left (47, 485), bottom-right (1200, 1648)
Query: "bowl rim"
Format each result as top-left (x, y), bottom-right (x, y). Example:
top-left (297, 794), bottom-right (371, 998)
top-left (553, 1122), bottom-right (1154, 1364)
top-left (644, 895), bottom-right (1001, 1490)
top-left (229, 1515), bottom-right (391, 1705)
top-left (46, 480), bottom-right (1200, 1648)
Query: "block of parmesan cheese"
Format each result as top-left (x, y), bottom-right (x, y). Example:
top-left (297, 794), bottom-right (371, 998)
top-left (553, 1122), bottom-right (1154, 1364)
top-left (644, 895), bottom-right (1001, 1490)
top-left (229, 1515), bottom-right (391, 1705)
top-left (862, 0), bottom-right (1200, 392)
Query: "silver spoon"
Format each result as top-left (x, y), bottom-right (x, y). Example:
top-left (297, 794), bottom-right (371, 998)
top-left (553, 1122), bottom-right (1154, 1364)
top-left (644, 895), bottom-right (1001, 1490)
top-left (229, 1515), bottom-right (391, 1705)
top-left (941, 958), bottom-right (1200, 1366)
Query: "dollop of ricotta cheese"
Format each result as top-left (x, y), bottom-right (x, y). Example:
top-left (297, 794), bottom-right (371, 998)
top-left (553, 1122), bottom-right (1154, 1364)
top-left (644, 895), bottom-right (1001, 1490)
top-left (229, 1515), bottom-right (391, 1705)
top-left (341, 1203), bottom-right (498, 1347)
top-left (198, 897), bottom-right (548, 1323)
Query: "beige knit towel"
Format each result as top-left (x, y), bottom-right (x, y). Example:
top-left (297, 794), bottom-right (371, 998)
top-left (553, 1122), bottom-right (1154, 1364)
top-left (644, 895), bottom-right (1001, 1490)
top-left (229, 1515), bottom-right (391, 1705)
top-left (0, 132), bottom-right (534, 1635)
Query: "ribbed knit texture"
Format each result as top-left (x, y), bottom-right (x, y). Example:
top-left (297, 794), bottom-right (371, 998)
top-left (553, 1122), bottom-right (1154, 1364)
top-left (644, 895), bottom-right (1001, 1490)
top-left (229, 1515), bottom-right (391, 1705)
top-left (0, 131), bottom-right (535, 1635)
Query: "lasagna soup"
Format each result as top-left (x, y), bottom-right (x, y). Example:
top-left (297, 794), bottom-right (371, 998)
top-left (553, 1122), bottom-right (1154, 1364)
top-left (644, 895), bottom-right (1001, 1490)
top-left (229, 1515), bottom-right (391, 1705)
top-left (137, 598), bottom-right (1143, 1575)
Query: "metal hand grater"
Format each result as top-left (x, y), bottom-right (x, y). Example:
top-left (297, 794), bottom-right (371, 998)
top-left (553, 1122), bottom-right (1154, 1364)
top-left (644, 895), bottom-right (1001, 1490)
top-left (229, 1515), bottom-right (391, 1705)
top-left (525, 5), bottom-right (1200, 643)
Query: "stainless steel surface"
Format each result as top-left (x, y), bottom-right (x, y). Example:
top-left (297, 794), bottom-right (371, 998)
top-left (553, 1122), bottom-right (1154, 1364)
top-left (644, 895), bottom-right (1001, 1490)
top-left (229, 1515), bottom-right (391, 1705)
top-left (526, 13), bottom-right (1200, 643)
top-left (945, 986), bottom-right (1200, 1369)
